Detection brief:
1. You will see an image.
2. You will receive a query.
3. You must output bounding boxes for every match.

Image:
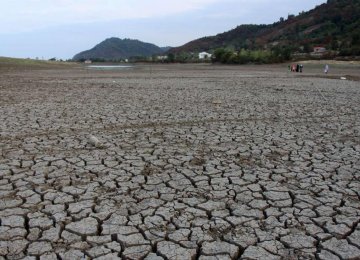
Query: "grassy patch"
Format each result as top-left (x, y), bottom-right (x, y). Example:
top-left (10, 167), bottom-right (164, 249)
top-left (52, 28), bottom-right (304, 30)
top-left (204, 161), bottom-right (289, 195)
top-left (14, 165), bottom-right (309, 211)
top-left (0, 56), bottom-right (76, 70)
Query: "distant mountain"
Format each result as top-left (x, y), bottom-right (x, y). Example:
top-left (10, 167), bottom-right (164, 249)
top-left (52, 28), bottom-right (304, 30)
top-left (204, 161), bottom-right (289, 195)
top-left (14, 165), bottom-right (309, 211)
top-left (73, 38), bottom-right (167, 61)
top-left (170, 0), bottom-right (360, 56)
top-left (160, 46), bottom-right (172, 53)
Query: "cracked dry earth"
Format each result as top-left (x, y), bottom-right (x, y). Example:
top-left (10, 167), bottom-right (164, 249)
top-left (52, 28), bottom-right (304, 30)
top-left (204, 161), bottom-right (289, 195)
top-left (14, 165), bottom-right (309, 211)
top-left (0, 64), bottom-right (359, 260)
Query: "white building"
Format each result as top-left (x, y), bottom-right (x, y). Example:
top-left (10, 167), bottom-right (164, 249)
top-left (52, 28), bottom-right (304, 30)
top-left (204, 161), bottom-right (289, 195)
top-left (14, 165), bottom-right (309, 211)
top-left (156, 55), bottom-right (168, 61)
top-left (313, 46), bottom-right (326, 53)
top-left (198, 52), bottom-right (212, 60)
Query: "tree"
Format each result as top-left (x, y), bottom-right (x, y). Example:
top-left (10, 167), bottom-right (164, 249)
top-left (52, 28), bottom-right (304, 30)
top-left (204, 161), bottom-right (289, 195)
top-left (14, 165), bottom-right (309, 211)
top-left (213, 48), bottom-right (227, 63)
top-left (287, 14), bottom-right (295, 20)
top-left (167, 53), bottom-right (175, 63)
top-left (352, 33), bottom-right (360, 45)
top-left (331, 38), bottom-right (339, 50)
top-left (303, 43), bottom-right (312, 53)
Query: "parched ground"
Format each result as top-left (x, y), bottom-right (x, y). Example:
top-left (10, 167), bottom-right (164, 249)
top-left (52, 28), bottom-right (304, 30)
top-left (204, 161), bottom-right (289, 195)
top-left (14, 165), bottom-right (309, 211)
top-left (0, 63), bottom-right (359, 260)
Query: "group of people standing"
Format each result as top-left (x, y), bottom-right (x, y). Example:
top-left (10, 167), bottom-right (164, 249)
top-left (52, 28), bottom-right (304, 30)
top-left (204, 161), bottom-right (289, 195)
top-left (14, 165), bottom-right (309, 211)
top-left (288, 64), bottom-right (330, 74)
top-left (289, 64), bottom-right (303, 73)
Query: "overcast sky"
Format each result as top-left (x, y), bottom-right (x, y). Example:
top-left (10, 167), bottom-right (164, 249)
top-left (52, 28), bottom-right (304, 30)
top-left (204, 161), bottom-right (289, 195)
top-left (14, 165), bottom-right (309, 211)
top-left (0, 0), bottom-right (327, 59)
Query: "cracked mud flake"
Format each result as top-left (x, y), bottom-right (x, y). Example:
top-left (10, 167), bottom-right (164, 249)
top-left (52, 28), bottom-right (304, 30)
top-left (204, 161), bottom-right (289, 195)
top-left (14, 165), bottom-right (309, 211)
top-left (0, 63), bottom-right (360, 259)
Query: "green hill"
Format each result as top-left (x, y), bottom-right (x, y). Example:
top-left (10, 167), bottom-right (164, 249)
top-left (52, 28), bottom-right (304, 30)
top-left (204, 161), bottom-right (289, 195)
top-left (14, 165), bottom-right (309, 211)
top-left (170, 0), bottom-right (360, 58)
top-left (73, 38), bottom-right (166, 61)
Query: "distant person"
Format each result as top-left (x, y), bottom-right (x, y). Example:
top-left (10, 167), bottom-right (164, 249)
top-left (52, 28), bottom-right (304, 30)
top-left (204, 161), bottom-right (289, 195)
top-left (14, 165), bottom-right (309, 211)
top-left (300, 64), bottom-right (303, 73)
top-left (296, 64), bottom-right (300, 72)
top-left (292, 64), bottom-right (296, 72)
top-left (288, 65), bottom-right (291, 71)
top-left (324, 64), bottom-right (329, 74)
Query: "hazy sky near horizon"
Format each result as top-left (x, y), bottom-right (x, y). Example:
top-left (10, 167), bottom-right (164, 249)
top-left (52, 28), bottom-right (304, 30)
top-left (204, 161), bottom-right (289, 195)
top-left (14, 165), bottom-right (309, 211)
top-left (0, 0), bottom-right (327, 59)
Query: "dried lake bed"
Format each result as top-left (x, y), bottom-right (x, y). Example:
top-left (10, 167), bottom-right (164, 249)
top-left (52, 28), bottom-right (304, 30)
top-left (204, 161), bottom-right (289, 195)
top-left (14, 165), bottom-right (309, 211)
top-left (0, 63), bottom-right (359, 259)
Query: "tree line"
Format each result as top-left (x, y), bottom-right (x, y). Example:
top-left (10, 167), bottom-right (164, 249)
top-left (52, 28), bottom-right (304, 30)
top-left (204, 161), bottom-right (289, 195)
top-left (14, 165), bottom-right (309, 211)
top-left (212, 47), bottom-right (292, 64)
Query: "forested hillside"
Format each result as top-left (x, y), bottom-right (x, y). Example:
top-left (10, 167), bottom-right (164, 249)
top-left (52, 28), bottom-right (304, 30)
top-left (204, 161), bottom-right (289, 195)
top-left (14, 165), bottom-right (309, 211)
top-left (170, 0), bottom-right (360, 63)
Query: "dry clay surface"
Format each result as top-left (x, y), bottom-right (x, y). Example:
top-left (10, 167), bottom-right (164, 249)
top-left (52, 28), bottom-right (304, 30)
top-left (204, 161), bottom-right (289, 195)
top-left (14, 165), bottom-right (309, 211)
top-left (0, 64), bottom-right (359, 259)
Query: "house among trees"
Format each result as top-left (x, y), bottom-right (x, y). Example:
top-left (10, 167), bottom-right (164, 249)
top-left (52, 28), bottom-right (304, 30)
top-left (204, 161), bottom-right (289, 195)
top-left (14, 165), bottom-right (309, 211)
top-left (311, 46), bottom-right (328, 57)
top-left (198, 52), bottom-right (212, 60)
top-left (84, 59), bottom-right (92, 64)
top-left (156, 55), bottom-right (168, 61)
top-left (313, 46), bottom-right (326, 53)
